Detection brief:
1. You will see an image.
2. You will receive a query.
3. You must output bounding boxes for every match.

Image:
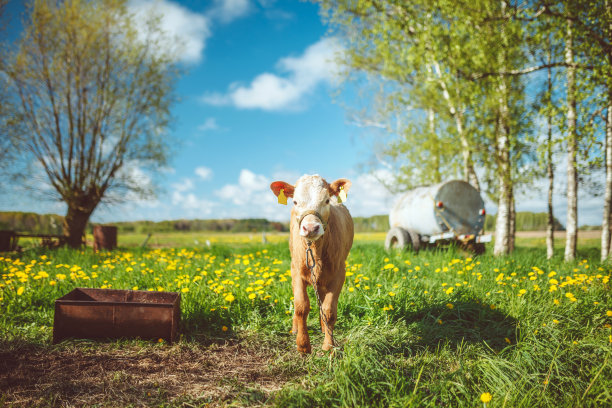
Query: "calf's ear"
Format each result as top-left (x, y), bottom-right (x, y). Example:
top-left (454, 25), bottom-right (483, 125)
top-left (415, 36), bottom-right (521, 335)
top-left (270, 181), bottom-right (294, 198)
top-left (329, 179), bottom-right (351, 196)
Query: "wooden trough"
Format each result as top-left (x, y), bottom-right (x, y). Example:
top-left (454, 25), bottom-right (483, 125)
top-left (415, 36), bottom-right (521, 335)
top-left (53, 288), bottom-right (180, 344)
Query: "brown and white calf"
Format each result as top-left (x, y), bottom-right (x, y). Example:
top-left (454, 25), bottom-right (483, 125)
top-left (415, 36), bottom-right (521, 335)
top-left (270, 174), bottom-right (354, 353)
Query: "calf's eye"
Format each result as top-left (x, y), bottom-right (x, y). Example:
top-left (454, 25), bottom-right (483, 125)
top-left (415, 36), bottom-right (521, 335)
top-left (293, 200), bottom-right (297, 205)
top-left (325, 199), bottom-right (330, 204)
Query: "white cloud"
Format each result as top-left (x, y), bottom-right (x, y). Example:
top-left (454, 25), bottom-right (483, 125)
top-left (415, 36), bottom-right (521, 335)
top-left (215, 169), bottom-right (270, 205)
top-left (169, 175), bottom-right (215, 216)
top-left (195, 166), bottom-right (213, 181)
top-left (197, 117), bottom-right (220, 132)
top-left (129, 0), bottom-right (211, 64)
top-left (171, 178), bottom-right (194, 193)
top-left (342, 169), bottom-right (396, 217)
top-left (202, 37), bottom-right (342, 111)
top-left (239, 168), bottom-right (269, 190)
top-left (208, 0), bottom-right (251, 23)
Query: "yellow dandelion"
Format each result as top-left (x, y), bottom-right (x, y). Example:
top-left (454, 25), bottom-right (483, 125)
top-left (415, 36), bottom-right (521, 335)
top-left (248, 293), bottom-right (256, 300)
top-left (388, 291), bottom-right (395, 297)
top-left (225, 293), bottom-right (235, 302)
top-left (606, 310), bottom-right (612, 317)
top-left (222, 326), bottom-right (228, 332)
top-left (480, 392), bottom-right (492, 403)
top-left (181, 287), bottom-right (189, 293)
top-left (446, 303), bottom-right (454, 309)
top-left (16, 286), bottom-right (24, 296)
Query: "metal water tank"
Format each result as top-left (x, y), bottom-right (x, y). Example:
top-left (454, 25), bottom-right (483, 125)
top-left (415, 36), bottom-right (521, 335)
top-left (385, 180), bottom-right (488, 251)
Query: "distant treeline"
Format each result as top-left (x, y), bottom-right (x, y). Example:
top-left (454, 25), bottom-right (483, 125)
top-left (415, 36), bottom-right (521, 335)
top-left (115, 218), bottom-right (289, 233)
top-left (0, 212), bottom-right (64, 234)
top-left (0, 211), bottom-right (390, 234)
top-left (485, 212), bottom-right (565, 232)
top-left (117, 215), bottom-right (390, 233)
top-left (1, 211), bottom-right (594, 235)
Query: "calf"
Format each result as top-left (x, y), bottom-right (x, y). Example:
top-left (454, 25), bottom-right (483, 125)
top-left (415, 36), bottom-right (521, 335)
top-left (270, 174), bottom-right (354, 353)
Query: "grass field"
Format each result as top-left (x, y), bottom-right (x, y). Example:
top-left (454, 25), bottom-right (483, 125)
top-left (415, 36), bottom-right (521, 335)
top-left (1, 233), bottom-right (611, 407)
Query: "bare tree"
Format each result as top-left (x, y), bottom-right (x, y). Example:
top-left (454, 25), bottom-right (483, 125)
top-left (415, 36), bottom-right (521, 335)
top-left (4, 0), bottom-right (178, 247)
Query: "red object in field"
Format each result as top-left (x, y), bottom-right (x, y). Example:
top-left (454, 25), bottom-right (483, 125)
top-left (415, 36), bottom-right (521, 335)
top-left (0, 230), bottom-right (18, 251)
top-left (479, 208), bottom-right (486, 216)
top-left (436, 201), bottom-right (444, 208)
top-left (53, 288), bottom-right (180, 344)
top-left (93, 225), bottom-right (117, 250)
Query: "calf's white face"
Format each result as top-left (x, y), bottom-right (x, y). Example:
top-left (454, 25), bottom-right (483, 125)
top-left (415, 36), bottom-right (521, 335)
top-left (293, 175), bottom-right (331, 241)
top-left (270, 174), bottom-right (352, 242)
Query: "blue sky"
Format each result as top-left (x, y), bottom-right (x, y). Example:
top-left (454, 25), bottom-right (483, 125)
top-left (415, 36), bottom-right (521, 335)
top-left (1, 0), bottom-right (605, 226)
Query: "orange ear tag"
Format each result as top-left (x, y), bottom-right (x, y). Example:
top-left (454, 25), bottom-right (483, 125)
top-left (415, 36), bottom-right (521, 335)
top-left (278, 189), bottom-right (287, 205)
top-left (338, 186), bottom-right (347, 203)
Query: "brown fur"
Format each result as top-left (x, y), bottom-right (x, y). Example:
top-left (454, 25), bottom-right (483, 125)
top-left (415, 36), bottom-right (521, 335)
top-left (271, 176), bottom-right (354, 353)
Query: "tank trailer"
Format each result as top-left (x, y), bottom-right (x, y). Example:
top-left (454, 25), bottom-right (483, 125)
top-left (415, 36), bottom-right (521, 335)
top-left (385, 180), bottom-right (491, 253)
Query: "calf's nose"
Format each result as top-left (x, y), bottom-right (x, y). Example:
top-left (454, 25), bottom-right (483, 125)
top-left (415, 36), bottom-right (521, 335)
top-left (301, 223), bottom-right (320, 236)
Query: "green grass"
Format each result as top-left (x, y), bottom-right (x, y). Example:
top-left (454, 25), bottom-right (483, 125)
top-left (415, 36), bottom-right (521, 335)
top-left (1, 237), bottom-right (611, 407)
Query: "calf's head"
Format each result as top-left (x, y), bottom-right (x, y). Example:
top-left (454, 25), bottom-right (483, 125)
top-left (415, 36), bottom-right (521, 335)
top-left (271, 175), bottom-right (351, 242)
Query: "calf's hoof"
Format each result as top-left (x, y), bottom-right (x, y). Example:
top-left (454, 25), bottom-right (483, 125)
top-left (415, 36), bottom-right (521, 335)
top-left (322, 342), bottom-right (333, 351)
top-left (297, 343), bottom-right (312, 353)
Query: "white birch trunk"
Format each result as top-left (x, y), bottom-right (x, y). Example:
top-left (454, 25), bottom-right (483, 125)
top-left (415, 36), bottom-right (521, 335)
top-left (564, 16), bottom-right (578, 262)
top-left (494, 0), bottom-right (512, 256)
top-left (602, 102), bottom-right (612, 261)
top-left (494, 84), bottom-right (512, 256)
top-left (602, 0), bottom-right (612, 261)
top-left (546, 128), bottom-right (555, 259)
top-left (546, 43), bottom-right (555, 260)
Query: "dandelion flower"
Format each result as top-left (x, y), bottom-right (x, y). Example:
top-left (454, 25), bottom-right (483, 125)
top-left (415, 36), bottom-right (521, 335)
top-left (606, 310), bottom-right (612, 317)
top-left (181, 287), bottom-right (189, 293)
top-left (446, 303), bottom-right (454, 309)
top-left (480, 392), bottom-right (492, 403)
top-left (16, 287), bottom-right (24, 296)
top-left (225, 293), bottom-right (235, 302)
top-left (222, 326), bottom-right (228, 332)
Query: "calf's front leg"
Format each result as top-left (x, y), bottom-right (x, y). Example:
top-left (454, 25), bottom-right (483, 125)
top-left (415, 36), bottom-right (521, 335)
top-left (292, 277), bottom-right (311, 353)
top-left (319, 290), bottom-right (339, 351)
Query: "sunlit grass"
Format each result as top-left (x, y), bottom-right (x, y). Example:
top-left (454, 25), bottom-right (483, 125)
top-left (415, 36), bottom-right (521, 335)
top-left (1, 239), bottom-right (611, 407)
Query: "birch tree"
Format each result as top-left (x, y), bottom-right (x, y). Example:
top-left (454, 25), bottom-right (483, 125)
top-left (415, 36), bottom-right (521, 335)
top-left (4, 0), bottom-right (178, 247)
top-left (317, 0), bottom-right (483, 190)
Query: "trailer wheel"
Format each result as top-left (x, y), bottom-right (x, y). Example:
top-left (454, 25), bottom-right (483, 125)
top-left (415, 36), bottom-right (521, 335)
top-left (471, 242), bottom-right (486, 255)
top-left (407, 229), bottom-right (421, 252)
top-left (385, 227), bottom-right (410, 250)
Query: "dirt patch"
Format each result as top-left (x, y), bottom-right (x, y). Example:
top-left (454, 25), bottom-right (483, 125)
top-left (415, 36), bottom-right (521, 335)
top-left (0, 341), bottom-right (295, 407)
